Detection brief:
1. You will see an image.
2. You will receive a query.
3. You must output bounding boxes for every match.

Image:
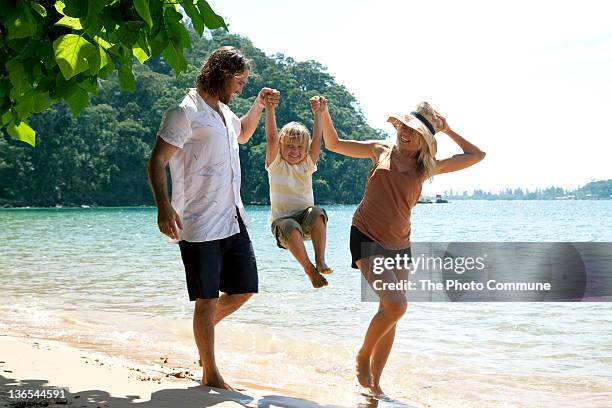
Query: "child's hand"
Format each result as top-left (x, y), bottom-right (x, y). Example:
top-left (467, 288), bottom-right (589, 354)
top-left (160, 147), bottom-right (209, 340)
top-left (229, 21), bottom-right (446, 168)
top-left (310, 96), bottom-right (321, 114)
top-left (265, 89), bottom-right (280, 109)
top-left (310, 96), bottom-right (326, 115)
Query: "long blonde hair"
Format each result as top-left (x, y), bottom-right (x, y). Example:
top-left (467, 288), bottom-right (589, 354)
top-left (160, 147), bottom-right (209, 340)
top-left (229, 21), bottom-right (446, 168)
top-left (414, 102), bottom-right (443, 181)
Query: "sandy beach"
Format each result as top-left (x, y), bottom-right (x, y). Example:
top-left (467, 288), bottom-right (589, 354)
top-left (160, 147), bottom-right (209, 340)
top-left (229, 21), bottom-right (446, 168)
top-left (0, 335), bottom-right (370, 408)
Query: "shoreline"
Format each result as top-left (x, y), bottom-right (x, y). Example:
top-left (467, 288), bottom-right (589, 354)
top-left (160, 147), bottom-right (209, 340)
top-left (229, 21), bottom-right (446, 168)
top-left (0, 334), bottom-right (364, 408)
top-left (1, 304), bottom-right (611, 408)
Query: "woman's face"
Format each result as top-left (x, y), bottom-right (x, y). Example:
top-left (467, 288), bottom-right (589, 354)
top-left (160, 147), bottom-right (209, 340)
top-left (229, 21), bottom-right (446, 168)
top-left (394, 121), bottom-right (421, 154)
top-left (280, 140), bottom-right (307, 164)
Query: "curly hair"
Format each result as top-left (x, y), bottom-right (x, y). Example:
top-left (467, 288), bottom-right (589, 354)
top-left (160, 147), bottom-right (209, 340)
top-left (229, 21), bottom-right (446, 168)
top-left (195, 46), bottom-right (250, 97)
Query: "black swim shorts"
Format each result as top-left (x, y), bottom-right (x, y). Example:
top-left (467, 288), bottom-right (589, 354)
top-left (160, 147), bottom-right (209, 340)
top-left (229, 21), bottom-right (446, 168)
top-left (349, 225), bottom-right (412, 269)
top-left (179, 212), bottom-right (258, 300)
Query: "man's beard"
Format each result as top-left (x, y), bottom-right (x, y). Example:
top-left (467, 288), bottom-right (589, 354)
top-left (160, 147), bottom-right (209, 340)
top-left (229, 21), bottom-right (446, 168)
top-left (219, 91), bottom-right (233, 104)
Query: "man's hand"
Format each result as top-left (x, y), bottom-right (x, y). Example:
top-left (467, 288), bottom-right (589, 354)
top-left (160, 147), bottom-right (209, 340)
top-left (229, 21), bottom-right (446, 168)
top-left (265, 89), bottom-right (280, 110)
top-left (157, 204), bottom-right (183, 240)
top-left (256, 88), bottom-right (280, 109)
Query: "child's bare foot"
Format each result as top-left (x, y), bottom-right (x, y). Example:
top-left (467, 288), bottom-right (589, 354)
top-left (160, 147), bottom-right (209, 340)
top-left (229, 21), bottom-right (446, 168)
top-left (356, 350), bottom-right (373, 388)
top-left (305, 265), bottom-right (328, 288)
top-left (316, 260), bottom-right (334, 275)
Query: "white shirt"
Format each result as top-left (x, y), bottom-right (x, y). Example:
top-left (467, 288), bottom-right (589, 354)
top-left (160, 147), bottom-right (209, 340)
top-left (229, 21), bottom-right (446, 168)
top-left (158, 88), bottom-right (249, 242)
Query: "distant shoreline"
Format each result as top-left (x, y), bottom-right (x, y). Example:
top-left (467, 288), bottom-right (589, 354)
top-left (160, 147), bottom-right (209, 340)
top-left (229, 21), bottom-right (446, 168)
top-left (1, 198), bottom-right (611, 210)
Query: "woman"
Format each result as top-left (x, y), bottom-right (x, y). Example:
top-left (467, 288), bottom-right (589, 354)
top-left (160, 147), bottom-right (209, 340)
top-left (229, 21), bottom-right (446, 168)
top-left (318, 97), bottom-right (486, 396)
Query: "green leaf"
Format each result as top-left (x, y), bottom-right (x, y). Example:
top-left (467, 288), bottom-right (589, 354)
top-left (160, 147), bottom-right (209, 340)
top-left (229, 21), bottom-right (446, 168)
top-left (134, 0), bottom-right (153, 28)
top-left (117, 24), bottom-right (140, 48)
top-left (6, 61), bottom-right (31, 98)
top-left (32, 3), bottom-right (47, 17)
top-left (197, 0), bottom-right (227, 30)
top-left (164, 7), bottom-right (191, 48)
top-left (1, 111), bottom-right (12, 127)
top-left (37, 41), bottom-right (57, 70)
top-left (53, 34), bottom-right (98, 80)
top-left (54, 72), bottom-right (78, 100)
top-left (7, 11), bottom-right (36, 39)
top-left (78, 77), bottom-right (97, 94)
top-left (98, 45), bottom-right (110, 69)
top-left (14, 91), bottom-right (36, 118)
top-left (87, 45), bottom-right (102, 75)
top-left (149, 26), bottom-right (168, 58)
top-left (83, 0), bottom-right (108, 36)
top-left (93, 35), bottom-right (112, 50)
top-left (126, 20), bottom-right (146, 31)
top-left (118, 65), bottom-right (136, 91)
top-left (99, 51), bottom-right (115, 78)
top-left (162, 41), bottom-right (187, 75)
top-left (62, 0), bottom-right (88, 18)
top-left (133, 45), bottom-right (149, 63)
top-left (55, 1), bottom-right (66, 15)
top-left (180, 0), bottom-right (204, 36)
top-left (33, 92), bottom-right (50, 112)
top-left (7, 121), bottom-right (36, 147)
top-left (64, 86), bottom-right (89, 115)
top-left (55, 15), bottom-right (83, 30)
top-left (0, 80), bottom-right (11, 98)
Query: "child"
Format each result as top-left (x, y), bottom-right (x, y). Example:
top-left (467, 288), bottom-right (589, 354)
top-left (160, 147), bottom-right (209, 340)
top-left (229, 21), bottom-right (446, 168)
top-left (265, 94), bottom-right (333, 288)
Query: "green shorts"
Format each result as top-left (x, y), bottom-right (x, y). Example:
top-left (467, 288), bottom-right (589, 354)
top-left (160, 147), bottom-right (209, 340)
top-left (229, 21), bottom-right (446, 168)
top-left (271, 206), bottom-right (328, 249)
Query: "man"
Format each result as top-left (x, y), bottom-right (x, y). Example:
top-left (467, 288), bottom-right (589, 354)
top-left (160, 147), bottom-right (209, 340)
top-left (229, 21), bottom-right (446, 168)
top-left (147, 46), bottom-right (279, 390)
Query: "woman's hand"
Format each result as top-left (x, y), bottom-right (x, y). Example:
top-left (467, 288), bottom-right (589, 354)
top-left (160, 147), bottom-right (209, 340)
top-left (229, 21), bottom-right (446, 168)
top-left (309, 96), bottom-right (323, 115)
top-left (434, 109), bottom-right (450, 133)
top-left (319, 96), bottom-right (329, 113)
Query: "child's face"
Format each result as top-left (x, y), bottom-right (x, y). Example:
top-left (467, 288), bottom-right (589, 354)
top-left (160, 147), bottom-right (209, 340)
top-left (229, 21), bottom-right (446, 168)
top-left (280, 140), bottom-right (307, 164)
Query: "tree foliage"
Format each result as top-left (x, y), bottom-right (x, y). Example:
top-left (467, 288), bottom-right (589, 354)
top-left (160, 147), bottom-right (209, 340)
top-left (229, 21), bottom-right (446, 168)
top-left (0, 0), bottom-right (226, 146)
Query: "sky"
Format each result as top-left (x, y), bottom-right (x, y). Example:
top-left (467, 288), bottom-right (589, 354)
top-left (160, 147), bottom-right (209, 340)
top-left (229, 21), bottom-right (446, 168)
top-left (207, 0), bottom-right (611, 195)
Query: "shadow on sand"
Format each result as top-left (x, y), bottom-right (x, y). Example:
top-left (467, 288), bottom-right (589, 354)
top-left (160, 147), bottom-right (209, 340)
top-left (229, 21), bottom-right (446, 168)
top-left (0, 374), bottom-right (419, 408)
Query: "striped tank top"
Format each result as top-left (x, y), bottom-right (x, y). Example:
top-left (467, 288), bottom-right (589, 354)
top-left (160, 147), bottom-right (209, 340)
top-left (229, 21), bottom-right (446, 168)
top-left (266, 152), bottom-right (317, 223)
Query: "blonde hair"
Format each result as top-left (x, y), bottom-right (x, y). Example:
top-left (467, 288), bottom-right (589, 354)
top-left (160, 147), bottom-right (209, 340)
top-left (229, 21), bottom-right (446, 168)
top-left (279, 122), bottom-right (311, 150)
top-left (416, 136), bottom-right (437, 181)
top-left (410, 102), bottom-right (443, 181)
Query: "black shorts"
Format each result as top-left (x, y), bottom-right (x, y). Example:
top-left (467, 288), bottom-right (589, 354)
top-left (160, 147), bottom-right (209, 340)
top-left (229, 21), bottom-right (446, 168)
top-left (350, 226), bottom-right (412, 269)
top-left (179, 213), bottom-right (258, 300)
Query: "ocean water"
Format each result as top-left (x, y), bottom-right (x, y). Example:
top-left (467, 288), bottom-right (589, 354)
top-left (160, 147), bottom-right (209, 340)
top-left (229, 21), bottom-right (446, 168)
top-left (1, 201), bottom-right (611, 407)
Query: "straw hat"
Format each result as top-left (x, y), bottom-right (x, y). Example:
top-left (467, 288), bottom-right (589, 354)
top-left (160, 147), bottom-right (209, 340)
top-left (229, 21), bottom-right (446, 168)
top-left (388, 102), bottom-right (440, 156)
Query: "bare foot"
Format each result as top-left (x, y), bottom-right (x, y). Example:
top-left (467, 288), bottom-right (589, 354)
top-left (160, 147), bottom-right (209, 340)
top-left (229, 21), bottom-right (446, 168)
top-left (305, 265), bottom-right (328, 288)
top-left (356, 351), bottom-right (373, 388)
top-left (203, 373), bottom-right (236, 391)
top-left (368, 383), bottom-right (385, 398)
top-left (316, 260), bottom-right (334, 275)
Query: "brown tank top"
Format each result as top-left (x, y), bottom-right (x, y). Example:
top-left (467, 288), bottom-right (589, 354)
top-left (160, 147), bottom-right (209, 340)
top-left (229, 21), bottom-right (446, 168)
top-left (352, 146), bottom-right (423, 250)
